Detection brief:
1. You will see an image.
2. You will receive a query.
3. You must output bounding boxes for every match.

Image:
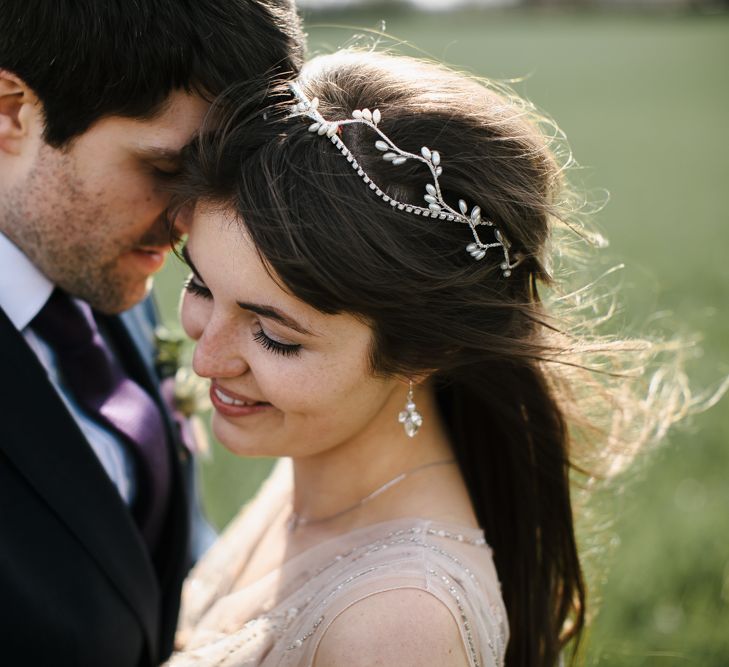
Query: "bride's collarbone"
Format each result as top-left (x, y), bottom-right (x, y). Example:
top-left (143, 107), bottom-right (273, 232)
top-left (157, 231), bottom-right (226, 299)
top-left (231, 471), bottom-right (477, 594)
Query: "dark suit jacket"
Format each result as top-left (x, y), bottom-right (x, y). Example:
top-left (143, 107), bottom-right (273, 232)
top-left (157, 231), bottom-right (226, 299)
top-left (0, 300), bottom-right (194, 666)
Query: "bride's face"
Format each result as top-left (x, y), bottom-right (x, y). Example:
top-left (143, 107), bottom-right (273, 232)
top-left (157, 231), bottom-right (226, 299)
top-left (180, 205), bottom-right (401, 458)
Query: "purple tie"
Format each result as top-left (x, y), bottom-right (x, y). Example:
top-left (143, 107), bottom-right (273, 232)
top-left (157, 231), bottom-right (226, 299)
top-left (31, 288), bottom-right (170, 551)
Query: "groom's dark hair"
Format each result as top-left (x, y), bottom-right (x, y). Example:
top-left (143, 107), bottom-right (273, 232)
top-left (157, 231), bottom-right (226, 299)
top-left (0, 0), bottom-right (304, 147)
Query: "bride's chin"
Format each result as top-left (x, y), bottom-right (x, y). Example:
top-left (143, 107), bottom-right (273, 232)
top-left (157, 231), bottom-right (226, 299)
top-left (211, 414), bottom-right (281, 458)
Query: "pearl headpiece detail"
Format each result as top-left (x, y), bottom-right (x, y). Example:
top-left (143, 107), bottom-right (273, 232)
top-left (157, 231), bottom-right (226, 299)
top-left (288, 81), bottom-right (522, 276)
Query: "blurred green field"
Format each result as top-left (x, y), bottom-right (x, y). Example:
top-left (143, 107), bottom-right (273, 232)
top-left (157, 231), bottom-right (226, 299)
top-left (155, 10), bottom-right (729, 666)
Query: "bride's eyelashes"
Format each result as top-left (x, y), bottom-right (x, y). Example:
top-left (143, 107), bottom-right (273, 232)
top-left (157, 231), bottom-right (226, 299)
top-left (183, 275), bottom-right (211, 299)
top-left (184, 275), bottom-right (302, 358)
top-left (252, 329), bottom-right (302, 357)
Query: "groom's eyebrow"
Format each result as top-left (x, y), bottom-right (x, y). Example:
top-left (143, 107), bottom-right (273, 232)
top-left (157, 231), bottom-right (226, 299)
top-left (181, 245), bottom-right (316, 337)
top-left (138, 146), bottom-right (181, 158)
top-left (136, 146), bottom-right (183, 166)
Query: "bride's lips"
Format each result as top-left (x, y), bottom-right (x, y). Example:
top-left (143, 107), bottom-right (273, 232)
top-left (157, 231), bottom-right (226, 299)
top-left (127, 246), bottom-right (168, 274)
top-left (209, 382), bottom-right (273, 418)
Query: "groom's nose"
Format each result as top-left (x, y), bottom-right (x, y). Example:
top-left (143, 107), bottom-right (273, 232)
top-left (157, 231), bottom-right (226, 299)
top-left (173, 210), bottom-right (191, 237)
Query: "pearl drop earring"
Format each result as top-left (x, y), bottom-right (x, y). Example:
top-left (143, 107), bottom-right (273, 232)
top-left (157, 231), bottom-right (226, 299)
top-left (398, 381), bottom-right (423, 438)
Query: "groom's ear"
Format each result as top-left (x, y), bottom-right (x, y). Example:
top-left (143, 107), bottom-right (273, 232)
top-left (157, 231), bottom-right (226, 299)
top-left (0, 70), bottom-right (41, 156)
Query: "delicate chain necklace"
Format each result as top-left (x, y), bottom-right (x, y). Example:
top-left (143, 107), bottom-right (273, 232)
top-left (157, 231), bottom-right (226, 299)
top-left (286, 458), bottom-right (456, 532)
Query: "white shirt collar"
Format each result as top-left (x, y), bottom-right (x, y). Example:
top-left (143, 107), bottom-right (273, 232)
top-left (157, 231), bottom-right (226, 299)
top-left (0, 231), bottom-right (54, 330)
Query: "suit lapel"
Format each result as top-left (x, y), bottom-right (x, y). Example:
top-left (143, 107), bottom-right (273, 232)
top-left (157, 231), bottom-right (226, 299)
top-left (0, 306), bottom-right (160, 657)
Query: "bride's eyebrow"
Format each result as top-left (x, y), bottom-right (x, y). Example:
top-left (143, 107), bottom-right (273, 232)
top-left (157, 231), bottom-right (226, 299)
top-left (181, 244), bottom-right (317, 338)
top-left (236, 301), bottom-right (316, 337)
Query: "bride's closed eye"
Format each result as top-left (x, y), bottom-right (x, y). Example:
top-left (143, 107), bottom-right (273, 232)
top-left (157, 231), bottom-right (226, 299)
top-left (183, 275), bottom-right (302, 357)
top-left (252, 329), bottom-right (301, 357)
top-left (184, 275), bottom-right (211, 299)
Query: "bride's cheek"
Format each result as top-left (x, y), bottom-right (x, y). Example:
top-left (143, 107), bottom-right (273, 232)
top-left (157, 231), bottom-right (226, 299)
top-left (266, 368), bottom-right (316, 416)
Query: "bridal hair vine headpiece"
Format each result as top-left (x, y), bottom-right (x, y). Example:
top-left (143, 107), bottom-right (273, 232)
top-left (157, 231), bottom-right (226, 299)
top-left (288, 81), bottom-right (523, 276)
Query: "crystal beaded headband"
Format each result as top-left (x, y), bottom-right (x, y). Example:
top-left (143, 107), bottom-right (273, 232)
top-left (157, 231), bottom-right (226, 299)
top-left (288, 81), bottom-right (523, 276)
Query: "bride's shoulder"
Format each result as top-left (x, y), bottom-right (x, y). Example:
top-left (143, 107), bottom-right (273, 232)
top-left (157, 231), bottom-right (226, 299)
top-left (297, 519), bottom-right (507, 667)
top-left (313, 587), bottom-right (469, 667)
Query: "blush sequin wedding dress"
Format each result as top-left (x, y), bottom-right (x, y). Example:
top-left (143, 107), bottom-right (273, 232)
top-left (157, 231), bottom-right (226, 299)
top-left (167, 461), bottom-right (508, 667)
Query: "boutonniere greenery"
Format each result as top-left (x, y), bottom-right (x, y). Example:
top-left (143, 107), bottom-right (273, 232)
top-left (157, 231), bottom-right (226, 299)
top-left (154, 326), bottom-right (208, 411)
top-left (154, 325), bottom-right (211, 456)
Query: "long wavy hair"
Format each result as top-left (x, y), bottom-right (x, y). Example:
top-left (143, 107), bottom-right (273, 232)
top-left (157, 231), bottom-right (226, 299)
top-left (171, 50), bottom-right (695, 666)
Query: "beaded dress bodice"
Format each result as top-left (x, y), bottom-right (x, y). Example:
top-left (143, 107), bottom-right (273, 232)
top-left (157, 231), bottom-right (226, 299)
top-left (167, 463), bottom-right (508, 667)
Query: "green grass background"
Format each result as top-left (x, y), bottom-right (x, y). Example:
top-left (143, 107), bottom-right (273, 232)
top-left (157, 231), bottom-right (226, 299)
top-left (155, 9), bottom-right (729, 665)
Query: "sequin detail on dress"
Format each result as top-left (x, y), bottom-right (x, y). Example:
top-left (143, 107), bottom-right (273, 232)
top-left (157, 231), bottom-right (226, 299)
top-left (170, 510), bottom-right (508, 667)
top-left (280, 525), bottom-right (505, 666)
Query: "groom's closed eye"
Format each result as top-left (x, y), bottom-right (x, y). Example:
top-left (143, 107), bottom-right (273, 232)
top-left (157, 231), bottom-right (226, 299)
top-left (137, 146), bottom-right (184, 177)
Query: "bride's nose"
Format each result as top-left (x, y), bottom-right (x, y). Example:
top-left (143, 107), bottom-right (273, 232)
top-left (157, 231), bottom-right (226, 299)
top-left (191, 314), bottom-right (249, 380)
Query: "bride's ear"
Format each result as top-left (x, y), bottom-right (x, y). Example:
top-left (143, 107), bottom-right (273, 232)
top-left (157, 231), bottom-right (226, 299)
top-left (0, 70), bottom-right (41, 156)
top-left (398, 372), bottom-right (435, 391)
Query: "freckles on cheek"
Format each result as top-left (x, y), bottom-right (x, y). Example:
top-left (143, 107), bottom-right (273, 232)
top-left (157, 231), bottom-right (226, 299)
top-left (297, 362), bottom-right (365, 412)
top-left (253, 362), bottom-right (321, 416)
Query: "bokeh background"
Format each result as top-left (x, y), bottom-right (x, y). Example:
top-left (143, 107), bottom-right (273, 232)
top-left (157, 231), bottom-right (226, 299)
top-left (156, 3), bottom-right (729, 665)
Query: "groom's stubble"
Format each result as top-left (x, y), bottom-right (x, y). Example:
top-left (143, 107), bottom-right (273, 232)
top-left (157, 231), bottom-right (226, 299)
top-left (2, 143), bottom-right (148, 314)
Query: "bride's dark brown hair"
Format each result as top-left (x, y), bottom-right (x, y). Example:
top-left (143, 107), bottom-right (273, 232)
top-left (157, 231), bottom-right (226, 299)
top-left (172, 50), bottom-right (693, 666)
